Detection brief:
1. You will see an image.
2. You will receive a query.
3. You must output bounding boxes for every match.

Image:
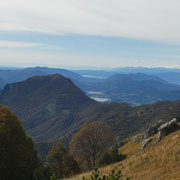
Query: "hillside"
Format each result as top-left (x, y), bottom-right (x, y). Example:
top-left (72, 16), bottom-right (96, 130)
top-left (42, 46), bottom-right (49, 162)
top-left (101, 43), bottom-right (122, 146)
top-left (0, 74), bottom-right (95, 141)
top-left (1, 67), bottom-right (180, 105)
top-left (0, 69), bottom-right (48, 84)
top-left (24, 67), bottom-right (85, 81)
top-left (0, 67), bottom-right (85, 89)
top-left (1, 74), bottom-right (180, 144)
top-left (67, 126), bottom-right (180, 180)
top-left (78, 73), bottom-right (180, 105)
top-left (155, 72), bottom-right (180, 84)
top-left (0, 77), bottom-right (7, 89)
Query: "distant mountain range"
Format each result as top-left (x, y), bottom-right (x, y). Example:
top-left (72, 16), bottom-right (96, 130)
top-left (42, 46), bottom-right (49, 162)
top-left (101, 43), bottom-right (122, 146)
top-left (74, 67), bottom-right (180, 84)
top-left (73, 72), bottom-right (180, 105)
top-left (1, 67), bottom-right (180, 105)
top-left (1, 74), bottom-right (180, 145)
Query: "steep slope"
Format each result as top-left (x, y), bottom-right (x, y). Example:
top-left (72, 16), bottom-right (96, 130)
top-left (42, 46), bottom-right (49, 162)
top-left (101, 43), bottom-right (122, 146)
top-left (0, 77), bottom-right (7, 90)
top-left (105, 100), bottom-right (180, 143)
top-left (155, 72), bottom-right (180, 84)
top-left (0, 67), bottom-right (85, 90)
top-left (68, 128), bottom-right (180, 180)
top-left (0, 74), bottom-right (95, 141)
top-left (1, 67), bottom-right (180, 105)
top-left (24, 67), bottom-right (84, 81)
top-left (1, 74), bottom-right (180, 144)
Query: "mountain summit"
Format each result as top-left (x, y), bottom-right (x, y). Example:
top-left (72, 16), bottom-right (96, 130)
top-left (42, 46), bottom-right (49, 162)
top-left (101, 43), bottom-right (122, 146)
top-left (0, 74), bottom-right (95, 140)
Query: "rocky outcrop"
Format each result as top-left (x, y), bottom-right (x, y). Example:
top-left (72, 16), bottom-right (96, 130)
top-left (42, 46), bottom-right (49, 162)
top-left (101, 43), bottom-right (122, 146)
top-left (144, 120), bottom-right (165, 139)
top-left (154, 118), bottom-right (178, 143)
top-left (141, 118), bottom-right (179, 149)
top-left (141, 138), bottom-right (152, 150)
top-left (110, 140), bottom-right (126, 150)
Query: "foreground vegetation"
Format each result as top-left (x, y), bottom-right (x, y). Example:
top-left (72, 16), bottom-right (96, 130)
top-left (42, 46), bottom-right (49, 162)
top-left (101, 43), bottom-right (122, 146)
top-left (66, 129), bottom-right (180, 180)
top-left (1, 104), bottom-right (180, 180)
top-left (0, 106), bottom-right (40, 180)
top-left (0, 106), bottom-right (124, 179)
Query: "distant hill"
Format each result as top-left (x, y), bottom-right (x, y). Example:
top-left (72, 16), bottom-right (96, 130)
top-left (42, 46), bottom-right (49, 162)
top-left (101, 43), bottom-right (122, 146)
top-left (0, 67), bottom-right (85, 90)
top-left (78, 73), bottom-right (180, 105)
top-left (155, 72), bottom-right (180, 84)
top-left (0, 74), bottom-right (95, 141)
top-left (107, 73), bottom-right (163, 81)
top-left (69, 126), bottom-right (180, 180)
top-left (1, 74), bottom-right (180, 144)
top-left (0, 78), bottom-right (7, 90)
top-left (25, 67), bottom-right (84, 81)
top-left (1, 67), bottom-right (180, 105)
top-left (74, 67), bottom-right (180, 85)
top-left (0, 69), bottom-right (48, 84)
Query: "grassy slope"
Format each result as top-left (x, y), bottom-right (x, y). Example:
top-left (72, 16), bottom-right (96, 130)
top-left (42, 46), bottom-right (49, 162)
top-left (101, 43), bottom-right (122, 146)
top-left (66, 130), bottom-right (180, 180)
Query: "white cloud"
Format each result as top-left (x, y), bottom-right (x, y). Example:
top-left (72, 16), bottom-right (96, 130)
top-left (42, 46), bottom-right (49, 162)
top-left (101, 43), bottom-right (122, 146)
top-left (0, 0), bottom-right (180, 44)
top-left (0, 40), bottom-right (64, 50)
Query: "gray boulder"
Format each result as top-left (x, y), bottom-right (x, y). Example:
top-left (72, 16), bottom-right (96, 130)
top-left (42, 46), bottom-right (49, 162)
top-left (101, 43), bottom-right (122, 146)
top-left (154, 118), bottom-right (178, 143)
top-left (144, 120), bottom-right (165, 139)
top-left (141, 137), bottom-right (152, 150)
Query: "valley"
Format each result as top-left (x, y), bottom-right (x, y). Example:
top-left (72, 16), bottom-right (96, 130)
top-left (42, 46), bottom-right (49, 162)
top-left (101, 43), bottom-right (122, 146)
top-left (1, 67), bottom-right (180, 179)
top-left (1, 67), bottom-right (180, 105)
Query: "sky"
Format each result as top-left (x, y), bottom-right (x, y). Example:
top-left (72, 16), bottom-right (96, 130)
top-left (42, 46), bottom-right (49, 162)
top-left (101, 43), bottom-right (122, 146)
top-left (0, 0), bottom-right (180, 68)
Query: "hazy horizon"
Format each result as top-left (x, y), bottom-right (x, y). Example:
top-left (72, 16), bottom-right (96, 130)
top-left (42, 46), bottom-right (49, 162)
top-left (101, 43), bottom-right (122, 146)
top-left (0, 0), bottom-right (180, 68)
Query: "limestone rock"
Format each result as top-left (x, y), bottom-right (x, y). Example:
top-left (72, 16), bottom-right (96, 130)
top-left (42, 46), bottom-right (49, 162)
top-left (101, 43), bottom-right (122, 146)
top-left (144, 120), bottom-right (165, 140)
top-left (141, 137), bottom-right (152, 150)
top-left (154, 118), bottom-right (178, 144)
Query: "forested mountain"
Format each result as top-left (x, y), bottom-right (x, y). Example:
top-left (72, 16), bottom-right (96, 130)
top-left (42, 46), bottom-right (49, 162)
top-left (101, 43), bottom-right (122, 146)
top-left (0, 74), bottom-right (95, 141)
top-left (77, 73), bottom-right (180, 105)
top-left (1, 74), bottom-right (180, 144)
top-left (0, 67), bottom-right (85, 90)
top-left (1, 67), bottom-right (180, 105)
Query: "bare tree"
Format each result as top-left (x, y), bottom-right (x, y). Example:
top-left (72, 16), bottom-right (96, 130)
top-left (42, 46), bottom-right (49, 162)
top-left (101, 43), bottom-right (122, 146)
top-left (70, 121), bottom-right (115, 170)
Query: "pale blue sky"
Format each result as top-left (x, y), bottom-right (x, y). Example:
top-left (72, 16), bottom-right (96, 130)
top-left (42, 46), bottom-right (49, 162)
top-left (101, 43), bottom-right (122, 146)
top-left (0, 0), bottom-right (180, 68)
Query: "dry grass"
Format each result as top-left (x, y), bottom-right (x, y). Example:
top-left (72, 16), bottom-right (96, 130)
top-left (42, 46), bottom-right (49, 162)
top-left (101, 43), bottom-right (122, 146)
top-left (65, 130), bottom-right (180, 180)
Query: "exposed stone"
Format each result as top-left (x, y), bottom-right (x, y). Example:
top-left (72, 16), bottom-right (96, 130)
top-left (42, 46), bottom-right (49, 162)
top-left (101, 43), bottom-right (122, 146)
top-left (141, 137), bottom-right (152, 150)
top-left (154, 133), bottom-right (161, 144)
top-left (117, 141), bottom-right (125, 148)
top-left (144, 120), bottom-right (165, 140)
top-left (109, 140), bottom-right (125, 150)
top-left (172, 135), bottom-right (178, 140)
top-left (132, 134), bottom-right (144, 143)
top-left (158, 118), bottom-right (178, 137)
top-left (154, 118), bottom-right (178, 144)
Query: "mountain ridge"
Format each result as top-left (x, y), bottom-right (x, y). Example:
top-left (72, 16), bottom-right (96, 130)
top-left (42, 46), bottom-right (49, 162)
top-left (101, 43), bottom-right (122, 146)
top-left (1, 74), bottom-right (180, 144)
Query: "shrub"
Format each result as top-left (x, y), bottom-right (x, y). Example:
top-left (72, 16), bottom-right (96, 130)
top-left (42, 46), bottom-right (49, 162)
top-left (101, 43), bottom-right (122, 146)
top-left (98, 146), bottom-right (127, 166)
top-left (0, 106), bottom-right (40, 180)
top-left (46, 144), bottom-right (80, 178)
top-left (82, 167), bottom-right (129, 180)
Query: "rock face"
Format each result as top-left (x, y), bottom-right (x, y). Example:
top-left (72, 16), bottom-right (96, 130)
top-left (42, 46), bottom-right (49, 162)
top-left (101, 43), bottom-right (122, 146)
top-left (144, 120), bottom-right (165, 139)
top-left (141, 138), bottom-right (152, 150)
top-left (141, 118), bottom-right (179, 149)
top-left (155, 118), bottom-right (178, 143)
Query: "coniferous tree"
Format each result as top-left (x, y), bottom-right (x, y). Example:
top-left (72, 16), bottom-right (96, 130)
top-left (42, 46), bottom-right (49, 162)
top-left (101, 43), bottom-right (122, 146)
top-left (0, 106), bottom-right (40, 180)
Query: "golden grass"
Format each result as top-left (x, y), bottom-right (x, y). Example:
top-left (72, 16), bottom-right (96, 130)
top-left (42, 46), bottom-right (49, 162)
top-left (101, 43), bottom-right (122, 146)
top-left (65, 130), bottom-right (180, 180)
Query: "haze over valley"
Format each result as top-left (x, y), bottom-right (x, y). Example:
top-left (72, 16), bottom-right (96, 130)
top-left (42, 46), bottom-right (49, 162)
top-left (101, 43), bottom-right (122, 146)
top-left (1, 0), bottom-right (180, 179)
